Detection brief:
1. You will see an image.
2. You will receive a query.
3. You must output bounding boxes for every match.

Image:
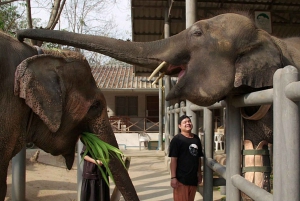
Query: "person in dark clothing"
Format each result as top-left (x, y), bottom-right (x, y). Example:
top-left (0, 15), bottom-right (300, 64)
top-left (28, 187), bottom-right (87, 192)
top-left (169, 115), bottom-right (204, 201)
top-left (80, 145), bottom-right (110, 201)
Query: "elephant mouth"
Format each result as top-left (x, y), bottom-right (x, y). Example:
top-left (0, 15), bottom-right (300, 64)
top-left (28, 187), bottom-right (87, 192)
top-left (147, 61), bottom-right (189, 101)
top-left (148, 61), bottom-right (187, 85)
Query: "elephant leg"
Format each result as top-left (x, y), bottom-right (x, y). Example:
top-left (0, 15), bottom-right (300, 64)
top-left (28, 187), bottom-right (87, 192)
top-left (242, 140), bottom-right (271, 201)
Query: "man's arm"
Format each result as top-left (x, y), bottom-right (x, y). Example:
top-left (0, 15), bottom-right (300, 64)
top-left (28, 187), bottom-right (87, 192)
top-left (170, 157), bottom-right (177, 178)
top-left (170, 157), bottom-right (178, 188)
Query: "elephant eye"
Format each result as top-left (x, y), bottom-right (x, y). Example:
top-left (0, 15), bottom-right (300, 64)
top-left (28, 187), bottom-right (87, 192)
top-left (90, 101), bottom-right (102, 110)
top-left (87, 100), bottom-right (104, 118)
top-left (193, 30), bottom-right (202, 36)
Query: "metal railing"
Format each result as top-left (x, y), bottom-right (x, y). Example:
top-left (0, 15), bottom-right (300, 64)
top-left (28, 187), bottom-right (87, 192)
top-left (109, 116), bottom-right (159, 133)
top-left (165, 66), bottom-right (300, 201)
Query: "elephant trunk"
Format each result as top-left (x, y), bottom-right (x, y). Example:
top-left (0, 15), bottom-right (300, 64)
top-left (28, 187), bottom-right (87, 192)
top-left (90, 115), bottom-right (139, 201)
top-left (17, 29), bottom-right (187, 69)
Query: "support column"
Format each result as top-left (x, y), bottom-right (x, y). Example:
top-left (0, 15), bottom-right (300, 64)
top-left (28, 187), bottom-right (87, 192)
top-left (159, 76), bottom-right (163, 151)
top-left (174, 103), bottom-right (179, 134)
top-left (77, 141), bottom-right (84, 201)
top-left (185, 0), bottom-right (198, 134)
top-left (12, 147), bottom-right (26, 201)
top-left (203, 108), bottom-right (213, 200)
top-left (163, 7), bottom-right (171, 151)
top-left (225, 97), bottom-right (242, 201)
top-left (169, 106), bottom-right (174, 140)
top-left (165, 107), bottom-right (170, 154)
top-left (273, 66), bottom-right (299, 201)
top-left (186, 100), bottom-right (198, 134)
top-left (186, 0), bottom-right (197, 26)
top-left (180, 101), bottom-right (185, 116)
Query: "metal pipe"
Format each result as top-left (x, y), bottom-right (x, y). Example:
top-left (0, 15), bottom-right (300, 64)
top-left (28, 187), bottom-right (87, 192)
top-left (159, 74), bottom-right (163, 150)
top-left (77, 141), bottom-right (83, 201)
top-left (273, 68), bottom-right (283, 201)
top-left (225, 97), bottom-right (241, 201)
top-left (285, 81), bottom-right (300, 101)
top-left (179, 101), bottom-right (186, 116)
top-left (203, 108), bottom-right (214, 200)
top-left (231, 89), bottom-right (273, 107)
top-left (165, 107), bottom-right (170, 154)
top-left (190, 100), bottom-right (226, 111)
top-left (186, 0), bottom-right (197, 27)
top-left (163, 7), bottom-right (171, 152)
top-left (174, 103), bottom-right (179, 134)
top-left (207, 158), bottom-right (226, 179)
top-left (278, 66), bottom-right (299, 200)
top-left (186, 100), bottom-right (198, 134)
top-left (231, 174), bottom-right (273, 201)
top-left (180, 101), bottom-right (185, 116)
top-left (169, 106), bottom-right (174, 140)
top-left (12, 147), bottom-right (26, 201)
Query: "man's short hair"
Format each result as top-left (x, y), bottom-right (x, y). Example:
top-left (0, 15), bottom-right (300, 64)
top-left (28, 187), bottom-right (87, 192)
top-left (178, 115), bottom-right (191, 125)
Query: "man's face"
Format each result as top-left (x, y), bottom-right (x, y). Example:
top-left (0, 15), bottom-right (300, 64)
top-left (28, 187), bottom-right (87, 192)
top-left (179, 118), bottom-right (193, 132)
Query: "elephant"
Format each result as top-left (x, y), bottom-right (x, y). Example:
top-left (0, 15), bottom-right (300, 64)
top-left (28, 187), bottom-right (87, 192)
top-left (17, 12), bottom-right (300, 197)
top-left (0, 31), bottom-right (139, 201)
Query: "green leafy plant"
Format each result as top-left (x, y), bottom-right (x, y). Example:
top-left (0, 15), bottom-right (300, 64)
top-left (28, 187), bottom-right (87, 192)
top-left (80, 132), bottom-right (125, 186)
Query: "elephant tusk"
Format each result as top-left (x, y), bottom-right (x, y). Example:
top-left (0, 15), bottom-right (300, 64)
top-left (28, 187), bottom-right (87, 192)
top-left (147, 61), bottom-right (167, 81)
top-left (152, 72), bottom-right (165, 86)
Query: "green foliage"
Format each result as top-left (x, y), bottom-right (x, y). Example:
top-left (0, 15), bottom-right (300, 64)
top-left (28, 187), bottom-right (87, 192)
top-left (0, 3), bottom-right (22, 34)
top-left (0, 2), bottom-right (44, 36)
top-left (80, 132), bottom-right (125, 186)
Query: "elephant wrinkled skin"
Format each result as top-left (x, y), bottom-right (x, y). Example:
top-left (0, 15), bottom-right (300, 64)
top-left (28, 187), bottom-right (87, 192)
top-left (0, 31), bottom-right (139, 201)
top-left (17, 12), bottom-right (300, 196)
top-left (17, 13), bottom-right (300, 108)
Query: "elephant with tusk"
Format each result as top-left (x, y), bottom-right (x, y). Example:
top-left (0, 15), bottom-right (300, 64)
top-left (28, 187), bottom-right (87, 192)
top-left (17, 12), bottom-right (300, 199)
top-left (0, 31), bottom-right (139, 201)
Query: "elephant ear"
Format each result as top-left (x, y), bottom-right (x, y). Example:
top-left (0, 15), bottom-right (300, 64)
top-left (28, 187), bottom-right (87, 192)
top-left (234, 30), bottom-right (283, 89)
top-left (14, 55), bottom-right (64, 133)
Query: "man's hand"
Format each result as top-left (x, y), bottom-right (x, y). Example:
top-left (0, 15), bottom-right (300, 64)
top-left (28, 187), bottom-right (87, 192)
top-left (171, 178), bottom-right (178, 188)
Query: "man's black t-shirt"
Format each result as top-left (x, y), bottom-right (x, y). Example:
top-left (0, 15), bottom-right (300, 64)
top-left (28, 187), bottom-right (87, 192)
top-left (168, 133), bottom-right (203, 186)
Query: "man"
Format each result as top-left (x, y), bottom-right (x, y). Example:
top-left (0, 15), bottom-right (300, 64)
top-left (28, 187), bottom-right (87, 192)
top-left (169, 115), bottom-right (203, 201)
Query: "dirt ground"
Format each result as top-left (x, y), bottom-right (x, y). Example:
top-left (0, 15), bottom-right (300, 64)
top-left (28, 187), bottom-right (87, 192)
top-left (5, 150), bottom-right (79, 201)
top-left (4, 148), bottom-right (174, 201)
top-left (5, 149), bottom-right (224, 201)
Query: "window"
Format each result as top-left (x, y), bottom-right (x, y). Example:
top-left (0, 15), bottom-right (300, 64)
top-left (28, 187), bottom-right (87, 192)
top-left (146, 95), bottom-right (159, 122)
top-left (115, 96), bottom-right (138, 116)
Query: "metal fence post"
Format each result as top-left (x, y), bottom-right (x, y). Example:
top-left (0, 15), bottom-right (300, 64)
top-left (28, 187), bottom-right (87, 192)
top-left (165, 106), bottom-right (170, 154)
top-left (77, 141), bottom-right (83, 201)
top-left (203, 108), bottom-right (214, 201)
top-left (180, 101), bottom-right (185, 116)
top-left (12, 147), bottom-right (26, 201)
top-left (186, 100), bottom-right (198, 134)
top-left (225, 97), bottom-right (241, 201)
top-left (174, 103), bottom-right (179, 135)
top-left (273, 66), bottom-right (299, 201)
top-left (169, 106), bottom-right (174, 140)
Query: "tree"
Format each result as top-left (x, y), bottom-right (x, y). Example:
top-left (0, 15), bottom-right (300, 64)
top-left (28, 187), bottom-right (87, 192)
top-left (0, 2), bottom-right (27, 34)
top-left (0, 0), bottom-right (21, 6)
top-left (1, 0), bottom-right (131, 65)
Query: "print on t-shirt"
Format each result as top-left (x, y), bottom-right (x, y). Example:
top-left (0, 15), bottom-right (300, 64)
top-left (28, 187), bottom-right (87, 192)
top-left (189, 144), bottom-right (198, 156)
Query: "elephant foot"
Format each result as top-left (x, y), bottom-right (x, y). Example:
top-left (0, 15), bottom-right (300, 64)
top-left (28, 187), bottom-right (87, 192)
top-left (242, 140), bottom-right (272, 201)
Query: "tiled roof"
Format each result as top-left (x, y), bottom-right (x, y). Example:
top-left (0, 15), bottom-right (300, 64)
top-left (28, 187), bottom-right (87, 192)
top-left (91, 65), bottom-right (160, 89)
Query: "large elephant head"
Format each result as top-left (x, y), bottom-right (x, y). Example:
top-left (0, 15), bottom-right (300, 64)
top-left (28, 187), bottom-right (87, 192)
top-left (17, 12), bottom-right (297, 106)
top-left (12, 51), bottom-right (139, 201)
